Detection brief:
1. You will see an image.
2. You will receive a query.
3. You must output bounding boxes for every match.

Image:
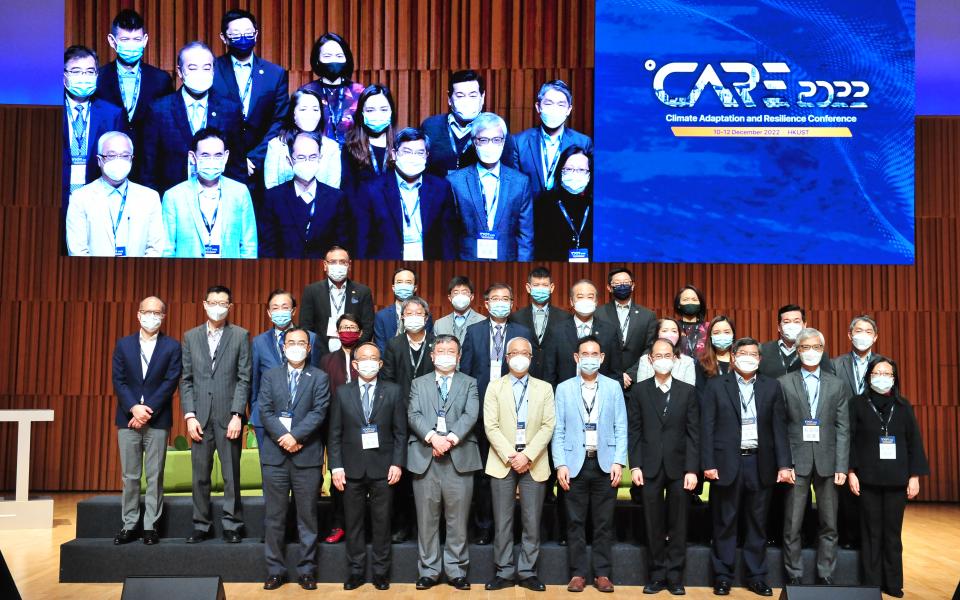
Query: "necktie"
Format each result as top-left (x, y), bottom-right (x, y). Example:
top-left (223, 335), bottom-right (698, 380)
top-left (190, 101), bottom-right (203, 133)
top-left (362, 383), bottom-right (372, 421)
top-left (72, 105), bottom-right (87, 152)
top-left (276, 331), bottom-right (285, 361)
top-left (440, 376), bottom-right (449, 402)
top-left (492, 325), bottom-right (504, 360)
top-left (578, 323), bottom-right (589, 339)
top-left (289, 370), bottom-right (300, 404)
top-left (481, 172), bottom-right (498, 230)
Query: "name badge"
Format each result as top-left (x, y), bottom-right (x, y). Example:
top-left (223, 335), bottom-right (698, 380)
top-left (568, 249), bottom-right (589, 263)
top-left (742, 417), bottom-right (758, 440)
top-left (403, 241), bottom-right (424, 262)
top-left (115, 246), bottom-right (127, 257)
top-left (436, 409), bottom-right (447, 435)
top-left (70, 164), bottom-right (87, 186)
top-left (361, 424), bottom-right (380, 449)
top-left (489, 360), bottom-right (502, 385)
top-left (477, 232), bottom-right (498, 260)
top-left (584, 423), bottom-right (598, 449)
top-left (879, 435), bottom-right (897, 460)
top-left (203, 243), bottom-right (221, 257)
top-left (279, 410), bottom-right (293, 433)
top-left (802, 419), bottom-right (820, 442)
top-left (515, 422), bottom-right (526, 450)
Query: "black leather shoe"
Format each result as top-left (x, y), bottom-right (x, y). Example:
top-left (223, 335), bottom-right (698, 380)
top-left (343, 574), bottom-right (365, 590)
top-left (223, 530), bottom-right (242, 543)
top-left (747, 581), bottom-right (773, 596)
top-left (449, 577), bottom-right (471, 590)
top-left (713, 580), bottom-right (731, 595)
top-left (416, 577), bottom-right (437, 590)
top-left (373, 575), bottom-right (390, 590)
top-left (883, 588), bottom-right (904, 598)
top-left (186, 529), bottom-right (211, 544)
top-left (476, 529), bottom-right (493, 545)
top-left (519, 577), bottom-right (546, 592)
top-left (263, 575), bottom-right (285, 590)
top-left (485, 577), bottom-right (515, 590)
top-left (299, 575), bottom-right (317, 590)
top-left (644, 580), bottom-right (667, 594)
top-left (668, 583), bottom-right (686, 595)
top-left (142, 530), bottom-right (159, 545)
top-left (816, 576), bottom-right (834, 585)
top-left (113, 528), bottom-right (138, 545)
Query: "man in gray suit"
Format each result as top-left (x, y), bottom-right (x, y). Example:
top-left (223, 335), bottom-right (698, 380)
top-left (259, 328), bottom-right (330, 591)
top-left (433, 275), bottom-right (486, 343)
top-left (407, 334), bottom-right (482, 590)
top-left (779, 327), bottom-right (851, 586)
top-left (180, 284), bottom-right (251, 544)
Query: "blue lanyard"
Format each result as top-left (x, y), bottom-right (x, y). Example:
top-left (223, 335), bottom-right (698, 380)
top-left (111, 185), bottom-right (129, 242)
top-left (557, 200), bottom-right (590, 248)
top-left (120, 67), bottom-right (142, 117)
top-left (369, 144), bottom-right (383, 174)
top-left (326, 86), bottom-right (347, 138)
top-left (197, 186), bottom-right (221, 241)
top-left (238, 68), bottom-right (252, 115)
top-left (738, 384), bottom-right (756, 416)
top-left (540, 132), bottom-right (563, 185)
top-left (514, 378), bottom-right (529, 414)
top-left (400, 188), bottom-right (422, 231)
top-left (480, 173), bottom-right (500, 230)
top-left (801, 374), bottom-right (820, 415)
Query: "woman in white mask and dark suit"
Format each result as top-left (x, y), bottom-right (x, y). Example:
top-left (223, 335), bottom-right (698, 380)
top-left (533, 145), bottom-right (593, 262)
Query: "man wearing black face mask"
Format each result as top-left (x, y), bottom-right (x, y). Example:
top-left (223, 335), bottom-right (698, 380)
top-left (213, 9), bottom-right (289, 181)
top-left (596, 267), bottom-right (657, 389)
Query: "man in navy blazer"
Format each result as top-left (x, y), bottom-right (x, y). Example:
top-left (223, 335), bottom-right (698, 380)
top-left (372, 268), bottom-right (434, 354)
top-left (110, 296), bottom-right (182, 546)
top-left (354, 128), bottom-right (459, 261)
top-left (212, 9), bottom-right (289, 177)
top-left (509, 80), bottom-right (593, 202)
top-left (139, 41), bottom-right (245, 194)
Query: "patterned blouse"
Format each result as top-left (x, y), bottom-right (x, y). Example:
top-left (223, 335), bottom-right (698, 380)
top-left (298, 80), bottom-right (366, 145)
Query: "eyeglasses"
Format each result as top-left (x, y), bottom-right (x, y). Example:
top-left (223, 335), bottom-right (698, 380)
top-left (204, 301), bottom-right (230, 308)
top-left (285, 340), bottom-right (309, 348)
top-left (398, 148), bottom-right (427, 158)
top-left (506, 351), bottom-right (532, 358)
top-left (292, 154), bottom-right (321, 162)
top-left (138, 310), bottom-right (163, 318)
top-left (651, 353), bottom-right (674, 361)
top-left (488, 296), bottom-right (512, 303)
top-left (475, 136), bottom-right (504, 147)
top-left (735, 351), bottom-right (760, 358)
top-left (873, 371), bottom-right (894, 377)
top-left (227, 32), bottom-right (257, 40)
top-left (99, 153), bottom-right (133, 162)
top-left (338, 325), bottom-right (360, 332)
top-left (561, 168), bottom-right (590, 176)
top-left (325, 259), bottom-right (349, 266)
top-left (798, 344), bottom-right (824, 352)
top-left (65, 68), bottom-right (98, 77)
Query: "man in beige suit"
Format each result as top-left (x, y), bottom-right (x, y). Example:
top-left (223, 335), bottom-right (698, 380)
top-left (483, 336), bottom-right (556, 592)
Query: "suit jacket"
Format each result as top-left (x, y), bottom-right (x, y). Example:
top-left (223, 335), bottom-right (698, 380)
top-left (317, 348), bottom-right (358, 398)
top-left (373, 305), bottom-right (434, 355)
top-left (329, 379), bottom-right (407, 479)
top-left (778, 369), bottom-right (851, 477)
top-left (542, 316), bottom-right (623, 388)
top-left (627, 377), bottom-right (699, 479)
top-left (65, 179), bottom-right (164, 257)
top-left (179, 322), bottom-right (252, 428)
top-left (758, 339), bottom-right (833, 380)
top-left (406, 370), bottom-right (483, 475)
top-left (299, 278), bottom-right (376, 354)
top-left (212, 54), bottom-right (289, 169)
top-left (112, 332), bottom-right (182, 429)
top-left (95, 60), bottom-right (173, 138)
top-left (509, 304), bottom-right (572, 379)
top-left (509, 126), bottom-right (593, 200)
top-left (420, 113), bottom-right (519, 178)
top-left (832, 351), bottom-right (870, 397)
top-left (353, 171), bottom-right (459, 260)
top-left (250, 327), bottom-right (321, 427)
top-left (433, 309), bottom-right (486, 344)
top-left (258, 364), bottom-right (330, 467)
top-left (551, 374), bottom-right (628, 477)
top-left (447, 164), bottom-right (534, 261)
top-left (700, 372), bottom-right (791, 487)
top-left (596, 300), bottom-right (658, 379)
top-left (483, 374), bottom-right (555, 481)
top-left (259, 179), bottom-right (347, 258)
top-left (139, 88), bottom-right (245, 194)
top-left (160, 176), bottom-right (258, 258)
top-left (62, 95), bottom-right (124, 208)
top-left (848, 393), bottom-right (930, 487)
top-left (382, 332), bottom-right (436, 404)
top-left (460, 320), bottom-right (535, 402)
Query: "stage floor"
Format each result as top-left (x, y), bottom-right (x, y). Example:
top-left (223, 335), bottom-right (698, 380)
top-left (2, 493), bottom-right (957, 599)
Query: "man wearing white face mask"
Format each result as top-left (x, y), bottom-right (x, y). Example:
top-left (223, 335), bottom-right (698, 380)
top-left (66, 131), bottom-right (164, 257)
top-left (434, 276), bottom-right (487, 344)
top-left (354, 127), bottom-right (459, 260)
top-left (448, 112), bottom-right (534, 261)
top-left (373, 268), bottom-right (436, 354)
top-left (759, 304), bottom-right (833, 380)
top-left (300, 246), bottom-right (376, 357)
top-left (141, 41), bottom-right (244, 194)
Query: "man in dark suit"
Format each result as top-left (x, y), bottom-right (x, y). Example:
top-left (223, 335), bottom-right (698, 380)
top-left (329, 342), bottom-right (407, 591)
top-left (258, 327), bottom-right (330, 591)
top-left (509, 80), bottom-right (593, 202)
top-left (180, 285), bottom-right (252, 544)
top-left (139, 41), bottom-right (245, 194)
top-left (509, 266), bottom-right (571, 379)
top-left (759, 304), bottom-right (833, 380)
top-left (213, 8), bottom-right (289, 178)
top-left (110, 296), bottom-right (182, 546)
top-left (447, 112), bottom-right (533, 261)
top-left (701, 337), bottom-right (793, 597)
top-left (460, 282), bottom-right (534, 544)
top-left (420, 69), bottom-right (517, 178)
top-left (299, 246), bottom-right (376, 357)
top-left (596, 267), bottom-right (658, 388)
top-left (354, 127), bottom-right (459, 260)
top-left (96, 10), bottom-right (173, 143)
top-left (373, 268), bottom-right (435, 354)
top-left (627, 339), bottom-right (700, 595)
top-left (259, 132), bottom-right (347, 258)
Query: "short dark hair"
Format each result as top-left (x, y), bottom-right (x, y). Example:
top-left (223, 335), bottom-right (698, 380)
top-left (484, 282), bottom-right (513, 300)
top-left (448, 276), bottom-right (474, 295)
top-left (393, 267), bottom-right (417, 283)
top-left (337, 312), bottom-right (360, 329)
top-left (286, 130), bottom-right (323, 156)
top-left (325, 245), bottom-right (350, 260)
top-left (433, 333), bottom-right (461, 351)
top-left (111, 9), bottom-right (145, 35)
top-left (191, 126), bottom-right (226, 152)
top-left (284, 327), bottom-right (310, 341)
top-left (393, 127), bottom-right (432, 153)
top-left (731, 337), bottom-right (760, 355)
top-left (64, 45), bottom-right (98, 67)
top-left (206, 284), bottom-right (233, 303)
top-left (576, 335), bottom-right (602, 353)
top-left (528, 266), bottom-right (552, 282)
top-left (778, 304), bottom-right (806, 321)
top-left (607, 267), bottom-right (633, 286)
top-left (221, 9), bottom-right (258, 34)
top-left (674, 284), bottom-right (707, 321)
top-left (267, 288), bottom-right (296, 308)
top-left (310, 32), bottom-right (355, 80)
top-left (448, 69), bottom-right (485, 96)
top-left (537, 79), bottom-right (572, 104)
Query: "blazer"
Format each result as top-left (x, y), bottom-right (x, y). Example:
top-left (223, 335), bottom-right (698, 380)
top-left (509, 304), bottom-right (572, 379)
top-left (353, 171), bottom-right (459, 261)
top-left (596, 300), bottom-right (658, 374)
top-left (447, 164), bottom-right (534, 261)
top-left (758, 339), bottom-right (833, 380)
top-left (62, 95), bottom-right (125, 208)
top-left (299, 279), bottom-right (376, 353)
top-left (700, 372), bottom-right (791, 487)
top-left (160, 176), bottom-right (258, 258)
top-left (250, 327), bottom-right (321, 427)
top-left (433, 309), bottom-right (487, 344)
top-left (460, 320), bottom-right (535, 401)
top-left (510, 126), bottom-right (593, 199)
top-left (112, 332), bottom-right (182, 429)
top-left (627, 378), bottom-right (700, 479)
top-left (832, 351), bottom-right (871, 397)
top-left (317, 348), bottom-right (359, 399)
top-left (179, 323), bottom-right (252, 429)
top-left (382, 332), bottom-right (436, 404)
top-left (483, 374), bottom-right (556, 482)
top-left (533, 187), bottom-right (593, 262)
top-left (849, 392), bottom-right (930, 487)
top-left (328, 379), bottom-right (407, 479)
top-left (406, 370), bottom-right (483, 475)
top-left (65, 179), bottom-right (164, 257)
top-left (372, 305), bottom-right (434, 355)
top-left (258, 364), bottom-right (330, 467)
top-left (139, 88), bottom-right (245, 194)
top-left (779, 369), bottom-right (851, 477)
top-left (259, 179), bottom-right (347, 258)
top-left (551, 374), bottom-right (628, 477)
top-left (541, 316), bottom-right (623, 388)
top-left (420, 113), bottom-right (519, 178)
top-left (212, 53), bottom-right (289, 169)
top-left (95, 60), bottom-right (174, 137)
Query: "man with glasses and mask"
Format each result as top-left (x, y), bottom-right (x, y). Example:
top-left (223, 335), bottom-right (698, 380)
top-left (434, 276), bottom-right (486, 345)
top-left (66, 131), bottom-right (164, 256)
top-left (448, 112), bottom-right (533, 261)
top-left (595, 267), bottom-right (657, 388)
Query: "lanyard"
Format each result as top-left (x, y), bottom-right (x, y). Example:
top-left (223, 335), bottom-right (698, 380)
top-left (111, 185), bottom-right (129, 244)
top-left (120, 67), bottom-right (142, 117)
top-left (66, 99), bottom-right (87, 153)
top-left (580, 381), bottom-right (598, 422)
top-left (540, 132), bottom-right (563, 186)
top-left (447, 124), bottom-right (473, 170)
top-left (197, 188), bottom-right (221, 243)
top-left (480, 173), bottom-right (500, 231)
top-left (400, 186), bottom-right (422, 230)
top-left (330, 287), bottom-right (346, 314)
top-left (557, 200), bottom-right (589, 248)
top-left (852, 352), bottom-right (868, 393)
top-left (139, 346), bottom-right (150, 372)
top-left (659, 390), bottom-right (672, 417)
top-left (408, 342), bottom-right (427, 373)
top-left (801, 373), bottom-right (820, 415)
top-left (287, 370), bottom-right (301, 411)
top-left (779, 346), bottom-right (798, 371)
top-left (304, 199), bottom-right (316, 239)
top-left (369, 144), bottom-right (383, 174)
top-left (326, 86), bottom-right (347, 139)
top-left (238, 68), bottom-right (253, 116)
top-left (868, 399), bottom-right (896, 435)
top-left (514, 378), bottom-right (529, 415)
top-left (738, 383), bottom-right (756, 416)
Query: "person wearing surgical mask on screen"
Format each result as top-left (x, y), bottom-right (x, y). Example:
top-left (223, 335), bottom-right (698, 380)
top-left (759, 304), bottom-right (833, 380)
top-left (300, 32), bottom-right (365, 146)
top-left (263, 89), bottom-right (342, 190)
top-left (340, 84), bottom-right (397, 195)
top-left (533, 145), bottom-right (594, 262)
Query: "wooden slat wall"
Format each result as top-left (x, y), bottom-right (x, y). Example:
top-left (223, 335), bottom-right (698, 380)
top-left (0, 2), bottom-right (956, 501)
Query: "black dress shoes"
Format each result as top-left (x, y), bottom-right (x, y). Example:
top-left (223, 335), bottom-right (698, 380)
top-left (299, 574), bottom-right (317, 590)
top-left (223, 530), bottom-right (242, 543)
top-left (343, 574), bottom-right (365, 590)
top-left (883, 588), bottom-right (904, 598)
top-left (747, 581), bottom-right (773, 596)
top-left (668, 583), bottom-right (686, 595)
top-left (142, 530), bottom-right (159, 545)
top-left (416, 577), bottom-right (437, 590)
top-left (519, 576), bottom-right (546, 592)
top-left (113, 528), bottom-right (138, 545)
top-left (373, 575), bottom-right (390, 590)
top-left (713, 580), bottom-right (731, 595)
top-left (644, 580), bottom-right (667, 594)
top-left (185, 529), bottom-right (211, 544)
top-left (485, 577), bottom-right (515, 590)
top-left (816, 576), bottom-right (834, 585)
top-left (263, 575), bottom-right (285, 590)
top-left (449, 576), bottom-right (471, 590)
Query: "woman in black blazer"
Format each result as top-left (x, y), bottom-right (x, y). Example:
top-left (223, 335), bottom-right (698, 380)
top-left (533, 145), bottom-right (593, 261)
top-left (847, 355), bottom-right (929, 598)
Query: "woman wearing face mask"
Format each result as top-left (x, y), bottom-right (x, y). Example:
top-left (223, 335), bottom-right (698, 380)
top-left (696, 315), bottom-right (737, 391)
top-left (846, 356), bottom-right (929, 598)
top-left (627, 318), bottom-right (697, 386)
top-left (533, 145), bottom-right (593, 261)
top-left (263, 89), bottom-right (342, 189)
top-left (674, 285), bottom-right (709, 359)
top-left (341, 84), bottom-right (397, 195)
top-left (301, 32), bottom-right (365, 146)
